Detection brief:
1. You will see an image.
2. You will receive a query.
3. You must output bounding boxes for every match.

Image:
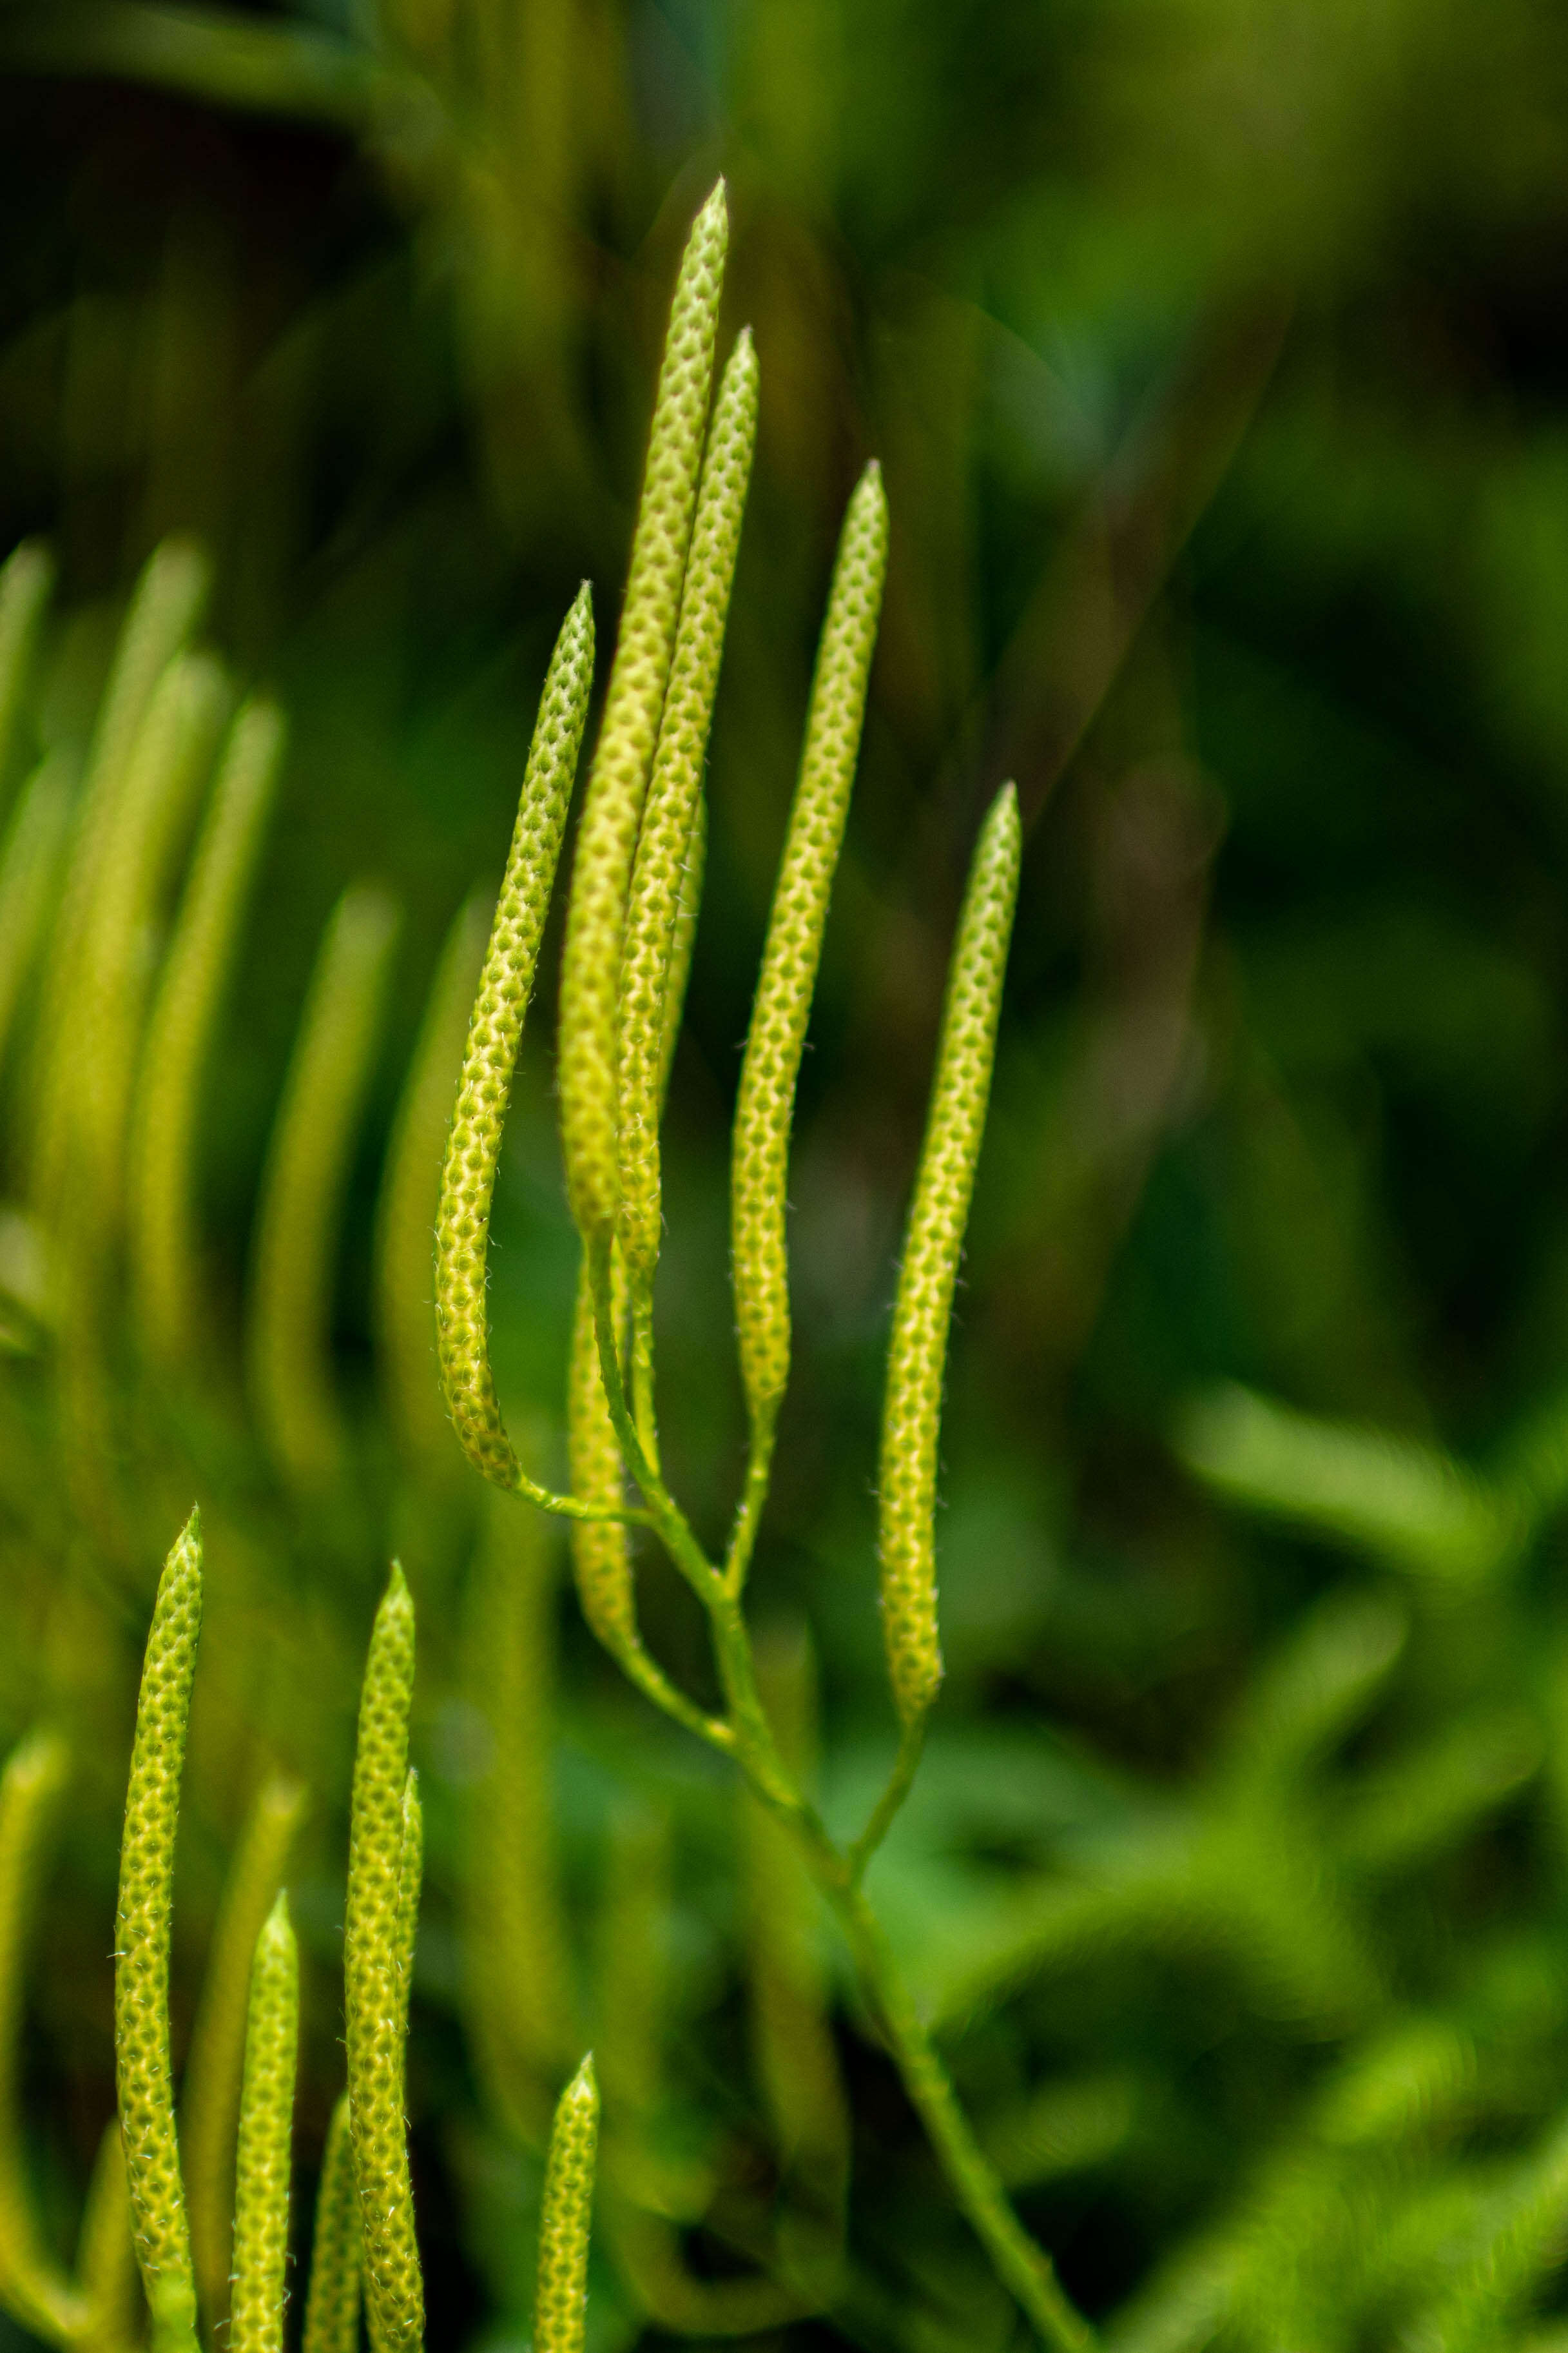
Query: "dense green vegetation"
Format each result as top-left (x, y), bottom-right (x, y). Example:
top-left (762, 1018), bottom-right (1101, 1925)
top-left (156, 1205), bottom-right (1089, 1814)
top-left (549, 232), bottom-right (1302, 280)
top-left (6, 3), bottom-right (1568, 2347)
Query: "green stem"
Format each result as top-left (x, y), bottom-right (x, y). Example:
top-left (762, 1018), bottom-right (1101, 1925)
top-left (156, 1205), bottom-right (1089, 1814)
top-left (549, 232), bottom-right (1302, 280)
top-left (579, 1240), bottom-right (1095, 2352)
top-left (513, 1469), bottom-right (657, 1532)
top-left (848, 1719), bottom-right (927, 1886)
top-left (825, 1886), bottom-right (1094, 2353)
top-left (723, 1402), bottom-right (779, 1596)
top-left (586, 1231), bottom-right (719, 1605)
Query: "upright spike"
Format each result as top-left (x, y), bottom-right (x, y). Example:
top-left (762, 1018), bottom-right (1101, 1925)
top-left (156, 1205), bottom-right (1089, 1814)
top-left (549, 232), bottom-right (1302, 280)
top-left (878, 785), bottom-right (1020, 1724)
top-left (533, 2057), bottom-right (599, 2353)
top-left (558, 181), bottom-right (728, 1242)
top-left (183, 1773), bottom-right (307, 2329)
top-left (617, 327), bottom-right (759, 1285)
top-left (344, 1568), bottom-right (423, 2353)
top-left (731, 462), bottom-right (888, 1440)
top-left (115, 1508), bottom-right (204, 2353)
top-left (130, 699), bottom-right (284, 1375)
top-left (227, 1895), bottom-right (299, 2353)
top-left (301, 2096), bottom-right (360, 2353)
top-left (434, 590), bottom-right (594, 1492)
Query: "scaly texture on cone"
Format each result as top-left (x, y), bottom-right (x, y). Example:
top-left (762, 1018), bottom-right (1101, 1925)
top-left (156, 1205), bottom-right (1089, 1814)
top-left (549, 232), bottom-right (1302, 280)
top-left (344, 1567), bottom-right (424, 2353)
top-left (731, 462), bottom-right (889, 1430)
top-left (878, 785), bottom-right (1021, 1724)
top-left (115, 1507), bottom-right (204, 2351)
top-left (534, 2056), bottom-right (599, 2353)
top-left (558, 181), bottom-right (728, 1243)
top-left (436, 587), bottom-right (595, 1490)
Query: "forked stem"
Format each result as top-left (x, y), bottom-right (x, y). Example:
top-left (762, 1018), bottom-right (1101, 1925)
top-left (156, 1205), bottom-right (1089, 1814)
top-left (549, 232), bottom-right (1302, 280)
top-left (847, 1719), bottom-right (927, 1887)
top-left (576, 1244), bottom-right (1094, 2353)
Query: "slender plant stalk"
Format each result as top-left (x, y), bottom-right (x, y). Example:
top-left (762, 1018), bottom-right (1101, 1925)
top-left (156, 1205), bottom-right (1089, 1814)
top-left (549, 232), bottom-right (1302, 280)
top-left (463, 1489), bottom-right (574, 2138)
top-left (182, 1772), bottom-right (307, 2329)
top-left (31, 540), bottom-right (208, 1209)
top-left (533, 2056), bottom-right (599, 2353)
top-left (0, 752), bottom-right (74, 1099)
top-left (0, 1732), bottom-right (90, 2344)
top-left (434, 589), bottom-right (595, 1503)
top-left (114, 1507), bottom-right (202, 2353)
top-left (301, 2096), bottom-right (360, 2353)
top-left (227, 1894), bottom-right (298, 2353)
top-left (557, 180), bottom-right (727, 1242)
top-left (878, 780), bottom-right (1021, 1727)
top-left (616, 326), bottom-right (758, 1291)
top-left (344, 1567), bottom-right (423, 2353)
top-left (377, 888), bottom-right (488, 1472)
top-left (129, 698), bottom-right (284, 1376)
top-left (727, 462), bottom-right (889, 1587)
top-left (249, 883), bottom-right (401, 1490)
top-left (432, 190), bottom-right (1089, 2353)
top-left (0, 542), bottom-right (53, 806)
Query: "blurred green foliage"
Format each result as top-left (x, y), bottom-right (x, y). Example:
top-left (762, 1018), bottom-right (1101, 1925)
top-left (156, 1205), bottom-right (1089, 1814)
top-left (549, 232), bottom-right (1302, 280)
top-left (6, 0), bottom-right (1568, 2346)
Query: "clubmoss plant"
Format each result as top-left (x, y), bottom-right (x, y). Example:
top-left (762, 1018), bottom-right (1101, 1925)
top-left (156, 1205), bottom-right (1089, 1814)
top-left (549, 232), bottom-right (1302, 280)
top-left (182, 1772), bottom-right (306, 2329)
top-left (557, 180), bottom-right (727, 1245)
top-left (434, 587), bottom-right (594, 1503)
top-left (432, 181), bottom-right (1087, 2353)
top-left (344, 1565), bottom-right (423, 2353)
top-left (301, 2097), bottom-right (361, 2353)
top-left (0, 1515), bottom-right (427, 2353)
top-left (867, 778), bottom-right (1021, 1847)
top-left (115, 1506), bottom-right (203, 2353)
top-left (729, 456), bottom-right (888, 1567)
top-left (533, 2056), bottom-right (599, 2353)
top-left (616, 325), bottom-right (758, 1300)
top-left (227, 1893), bottom-right (298, 2353)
